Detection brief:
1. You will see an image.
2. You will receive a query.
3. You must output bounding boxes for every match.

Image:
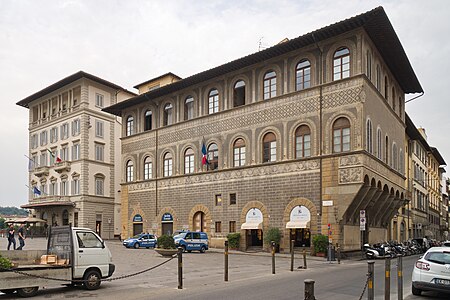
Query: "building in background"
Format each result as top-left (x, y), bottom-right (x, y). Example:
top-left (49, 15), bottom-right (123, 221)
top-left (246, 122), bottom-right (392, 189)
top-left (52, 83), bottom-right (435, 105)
top-left (105, 7), bottom-right (427, 251)
top-left (17, 71), bottom-right (134, 238)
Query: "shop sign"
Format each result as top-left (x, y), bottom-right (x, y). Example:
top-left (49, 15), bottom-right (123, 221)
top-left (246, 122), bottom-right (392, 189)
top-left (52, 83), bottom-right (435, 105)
top-left (162, 213), bottom-right (173, 222)
top-left (133, 214), bottom-right (143, 222)
top-left (245, 208), bottom-right (263, 224)
top-left (290, 206), bottom-right (311, 222)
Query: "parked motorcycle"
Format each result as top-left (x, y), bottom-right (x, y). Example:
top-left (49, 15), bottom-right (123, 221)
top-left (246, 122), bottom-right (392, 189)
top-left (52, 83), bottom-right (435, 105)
top-left (364, 243), bottom-right (395, 259)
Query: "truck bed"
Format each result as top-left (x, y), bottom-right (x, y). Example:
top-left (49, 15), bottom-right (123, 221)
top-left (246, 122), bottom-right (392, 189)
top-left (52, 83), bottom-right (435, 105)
top-left (0, 266), bottom-right (71, 290)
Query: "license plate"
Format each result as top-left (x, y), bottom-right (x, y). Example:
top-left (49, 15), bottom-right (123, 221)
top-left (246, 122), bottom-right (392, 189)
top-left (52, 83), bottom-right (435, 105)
top-left (435, 279), bottom-right (450, 285)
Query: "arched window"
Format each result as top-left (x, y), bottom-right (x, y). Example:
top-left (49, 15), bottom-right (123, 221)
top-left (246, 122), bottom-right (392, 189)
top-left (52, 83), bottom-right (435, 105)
top-left (399, 149), bottom-right (404, 174)
top-left (184, 96), bottom-right (194, 120)
top-left (377, 128), bottom-right (382, 160)
top-left (295, 125), bottom-right (311, 158)
top-left (376, 65), bottom-right (381, 91)
top-left (385, 136), bottom-right (389, 165)
top-left (144, 156), bottom-right (152, 180)
top-left (392, 87), bottom-right (396, 112)
top-left (208, 89), bottom-right (219, 114)
top-left (163, 153), bottom-right (173, 177)
top-left (62, 209), bottom-right (69, 226)
top-left (366, 119), bottom-right (373, 154)
top-left (233, 138), bottom-right (246, 167)
top-left (263, 132), bottom-right (277, 162)
top-left (207, 143), bottom-right (219, 170)
top-left (392, 143), bottom-right (398, 169)
top-left (333, 47), bottom-right (350, 81)
top-left (163, 103), bottom-right (173, 126)
top-left (233, 80), bottom-right (246, 107)
top-left (144, 110), bottom-right (152, 131)
top-left (126, 160), bottom-right (134, 182)
top-left (332, 117), bottom-right (350, 153)
top-left (126, 116), bottom-right (134, 136)
top-left (296, 60), bottom-right (311, 91)
top-left (366, 51), bottom-right (372, 80)
top-left (398, 97), bottom-right (403, 117)
top-left (263, 71), bottom-right (277, 100)
top-left (384, 76), bottom-right (389, 100)
top-left (184, 148), bottom-right (195, 174)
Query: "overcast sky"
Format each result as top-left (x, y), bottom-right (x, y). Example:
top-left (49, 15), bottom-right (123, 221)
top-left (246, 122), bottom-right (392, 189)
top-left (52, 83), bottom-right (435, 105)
top-left (1, 0), bottom-right (449, 208)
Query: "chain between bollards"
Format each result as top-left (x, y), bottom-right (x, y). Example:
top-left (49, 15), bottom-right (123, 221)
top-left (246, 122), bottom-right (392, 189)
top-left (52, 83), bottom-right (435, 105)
top-left (224, 240), bottom-right (229, 282)
top-left (385, 258), bottom-right (391, 300)
top-left (271, 241), bottom-right (276, 274)
top-left (304, 279), bottom-right (315, 300)
top-left (177, 247), bottom-right (183, 289)
top-left (397, 256), bottom-right (403, 300)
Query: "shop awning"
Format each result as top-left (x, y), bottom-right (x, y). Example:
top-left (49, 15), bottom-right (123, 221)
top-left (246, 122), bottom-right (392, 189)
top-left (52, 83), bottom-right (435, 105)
top-left (241, 222), bottom-right (262, 230)
top-left (286, 221), bottom-right (310, 229)
top-left (21, 201), bottom-right (75, 209)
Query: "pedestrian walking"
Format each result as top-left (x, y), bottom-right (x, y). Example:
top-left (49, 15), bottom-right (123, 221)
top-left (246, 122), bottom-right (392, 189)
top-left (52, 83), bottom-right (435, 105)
top-left (7, 224), bottom-right (16, 250)
top-left (17, 224), bottom-right (26, 250)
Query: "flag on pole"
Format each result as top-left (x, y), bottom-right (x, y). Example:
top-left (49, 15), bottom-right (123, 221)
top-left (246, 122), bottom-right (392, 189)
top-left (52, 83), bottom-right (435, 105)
top-left (47, 148), bottom-right (55, 158)
top-left (47, 148), bottom-right (62, 163)
top-left (33, 186), bottom-right (42, 196)
top-left (56, 157), bottom-right (62, 163)
top-left (201, 139), bottom-right (208, 165)
top-left (24, 154), bottom-right (37, 170)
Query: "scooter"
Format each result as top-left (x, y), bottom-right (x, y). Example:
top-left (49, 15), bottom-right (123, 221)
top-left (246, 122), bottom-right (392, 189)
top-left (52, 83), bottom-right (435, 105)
top-left (364, 243), bottom-right (395, 259)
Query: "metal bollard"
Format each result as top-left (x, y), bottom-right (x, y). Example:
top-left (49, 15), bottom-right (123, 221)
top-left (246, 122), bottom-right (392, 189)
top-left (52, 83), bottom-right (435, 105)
top-left (177, 247), bottom-right (183, 289)
top-left (368, 260), bottom-right (375, 300)
top-left (338, 246), bottom-right (341, 264)
top-left (303, 249), bottom-right (307, 269)
top-left (304, 279), bottom-right (316, 300)
top-left (271, 241), bottom-right (276, 274)
top-left (290, 240), bottom-right (294, 272)
top-left (397, 256), bottom-right (403, 300)
top-left (224, 240), bottom-right (229, 282)
top-left (385, 258), bottom-right (391, 300)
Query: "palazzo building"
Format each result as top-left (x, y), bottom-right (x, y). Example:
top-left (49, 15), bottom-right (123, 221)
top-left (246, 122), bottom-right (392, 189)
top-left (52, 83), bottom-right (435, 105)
top-left (17, 71), bottom-right (134, 238)
top-left (105, 7), bottom-right (424, 251)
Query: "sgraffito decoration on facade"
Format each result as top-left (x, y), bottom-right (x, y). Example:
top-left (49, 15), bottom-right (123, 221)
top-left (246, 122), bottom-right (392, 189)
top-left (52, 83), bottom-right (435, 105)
top-left (339, 167), bottom-right (363, 184)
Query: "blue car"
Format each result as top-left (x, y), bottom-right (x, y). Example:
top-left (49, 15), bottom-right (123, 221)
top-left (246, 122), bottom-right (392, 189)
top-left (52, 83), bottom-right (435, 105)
top-left (123, 233), bottom-right (157, 249)
top-left (174, 231), bottom-right (208, 253)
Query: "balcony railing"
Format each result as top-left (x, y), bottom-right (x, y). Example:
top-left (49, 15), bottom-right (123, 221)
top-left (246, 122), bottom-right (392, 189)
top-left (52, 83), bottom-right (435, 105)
top-left (33, 166), bottom-right (49, 177)
top-left (54, 161), bottom-right (71, 173)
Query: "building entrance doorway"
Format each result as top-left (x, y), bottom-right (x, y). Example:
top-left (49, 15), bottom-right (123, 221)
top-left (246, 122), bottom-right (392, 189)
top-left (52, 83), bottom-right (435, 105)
top-left (162, 223), bottom-right (173, 235)
top-left (193, 211), bottom-right (206, 232)
top-left (246, 229), bottom-right (263, 247)
top-left (133, 223), bottom-right (143, 236)
top-left (290, 228), bottom-right (310, 247)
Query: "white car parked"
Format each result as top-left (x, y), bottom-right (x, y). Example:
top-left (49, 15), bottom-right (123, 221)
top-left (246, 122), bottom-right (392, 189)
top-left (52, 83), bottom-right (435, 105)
top-left (412, 247), bottom-right (450, 296)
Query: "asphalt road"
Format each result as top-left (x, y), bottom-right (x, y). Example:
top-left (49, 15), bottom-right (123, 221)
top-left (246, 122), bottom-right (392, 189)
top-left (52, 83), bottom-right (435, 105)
top-left (0, 238), bottom-right (449, 299)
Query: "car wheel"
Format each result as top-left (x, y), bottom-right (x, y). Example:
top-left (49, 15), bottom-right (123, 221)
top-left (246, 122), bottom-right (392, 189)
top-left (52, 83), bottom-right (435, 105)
top-left (200, 246), bottom-right (206, 253)
top-left (187, 250), bottom-right (192, 253)
top-left (83, 270), bottom-right (102, 290)
top-left (17, 287), bottom-right (39, 297)
top-left (134, 243), bottom-right (140, 249)
top-left (412, 284), bottom-right (422, 296)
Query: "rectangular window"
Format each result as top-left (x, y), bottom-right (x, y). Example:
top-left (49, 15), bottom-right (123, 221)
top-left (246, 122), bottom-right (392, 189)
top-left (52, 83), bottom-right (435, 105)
top-left (95, 178), bottom-right (104, 196)
top-left (215, 194), bottom-right (222, 206)
top-left (31, 134), bottom-right (38, 149)
top-left (40, 151), bottom-right (48, 166)
top-left (40, 131), bottom-right (48, 146)
top-left (49, 182), bottom-right (57, 195)
top-left (30, 154), bottom-right (38, 169)
top-left (215, 221), bottom-right (222, 233)
top-left (185, 154), bottom-right (194, 174)
top-left (50, 127), bottom-right (58, 143)
top-left (72, 119), bottom-right (80, 136)
top-left (163, 158), bottom-right (172, 177)
top-left (72, 179), bottom-right (80, 195)
top-left (61, 123), bottom-right (69, 139)
top-left (95, 120), bottom-right (104, 138)
top-left (60, 181), bottom-right (68, 196)
top-left (72, 143), bottom-right (80, 160)
top-left (229, 221), bottom-right (236, 233)
top-left (95, 93), bottom-right (104, 108)
top-left (60, 145), bottom-right (69, 161)
top-left (95, 143), bottom-right (104, 161)
top-left (230, 193), bottom-right (237, 205)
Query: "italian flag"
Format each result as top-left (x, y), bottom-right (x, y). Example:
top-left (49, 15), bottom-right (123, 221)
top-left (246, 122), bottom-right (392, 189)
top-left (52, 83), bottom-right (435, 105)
top-left (47, 149), bottom-right (62, 163)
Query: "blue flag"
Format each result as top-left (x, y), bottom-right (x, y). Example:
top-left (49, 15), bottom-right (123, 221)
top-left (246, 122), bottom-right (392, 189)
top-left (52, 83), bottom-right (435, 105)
top-left (33, 187), bottom-right (41, 196)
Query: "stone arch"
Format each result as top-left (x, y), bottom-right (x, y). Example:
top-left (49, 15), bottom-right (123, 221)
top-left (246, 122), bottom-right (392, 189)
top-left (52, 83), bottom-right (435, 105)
top-left (179, 143), bottom-right (199, 173)
top-left (240, 201), bottom-right (269, 230)
top-left (228, 73), bottom-right (252, 107)
top-left (160, 98), bottom-right (177, 126)
top-left (202, 83), bottom-right (225, 115)
top-left (156, 207), bottom-right (178, 236)
top-left (179, 90), bottom-right (199, 121)
top-left (129, 206), bottom-right (147, 235)
top-left (188, 204), bottom-right (212, 234)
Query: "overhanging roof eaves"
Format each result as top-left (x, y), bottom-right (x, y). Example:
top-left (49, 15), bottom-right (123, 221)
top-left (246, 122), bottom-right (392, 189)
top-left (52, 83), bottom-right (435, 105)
top-left (133, 72), bottom-right (182, 89)
top-left (430, 147), bottom-right (446, 166)
top-left (16, 71), bottom-right (137, 108)
top-left (405, 114), bottom-right (431, 151)
top-left (103, 6), bottom-right (423, 117)
top-left (21, 201), bottom-right (75, 209)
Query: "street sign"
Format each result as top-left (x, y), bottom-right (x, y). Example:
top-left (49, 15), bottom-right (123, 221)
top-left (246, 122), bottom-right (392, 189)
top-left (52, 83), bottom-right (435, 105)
top-left (360, 214), bottom-right (366, 231)
top-left (360, 210), bottom-right (366, 218)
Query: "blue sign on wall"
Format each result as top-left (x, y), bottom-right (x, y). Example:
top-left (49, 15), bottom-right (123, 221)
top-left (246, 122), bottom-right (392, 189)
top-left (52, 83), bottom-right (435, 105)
top-left (162, 213), bottom-right (173, 222)
top-left (133, 214), bottom-right (143, 222)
